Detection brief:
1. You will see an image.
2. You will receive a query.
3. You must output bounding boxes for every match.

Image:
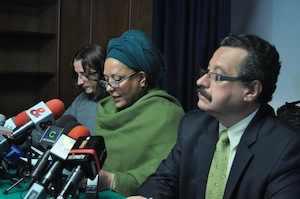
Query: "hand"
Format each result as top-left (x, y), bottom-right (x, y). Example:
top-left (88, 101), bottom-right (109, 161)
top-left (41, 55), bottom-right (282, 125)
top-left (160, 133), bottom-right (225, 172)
top-left (127, 197), bottom-right (147, 199)
top-left (0, 126), bottom-right (13, 137)
top-left (99, 170), bottom-right (115, 190)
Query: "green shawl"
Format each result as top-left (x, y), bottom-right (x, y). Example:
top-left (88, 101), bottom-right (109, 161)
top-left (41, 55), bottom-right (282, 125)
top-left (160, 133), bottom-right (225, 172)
top-left (95, 89), bottom-right (184, 196)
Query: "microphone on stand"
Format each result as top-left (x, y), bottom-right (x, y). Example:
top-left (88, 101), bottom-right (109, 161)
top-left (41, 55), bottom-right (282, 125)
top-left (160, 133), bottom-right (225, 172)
top-left (0, 99), bottom-right (65, 157)
top-left (0, 114), bottom-right (6, 126)
top-left (24, 125), bottom-right (91, 199)
top-left (56, 136), bottom-right (106, 199)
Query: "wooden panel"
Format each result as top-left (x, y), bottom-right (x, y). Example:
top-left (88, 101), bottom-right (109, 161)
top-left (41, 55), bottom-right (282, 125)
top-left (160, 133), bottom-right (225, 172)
top-left (0, 75), bottom-right (41, 116)
top-left (0, 0), bottom-right (153, 116)
top-left (92, 0), bottom-right (130, 47)
top-left (0, 0), bottom-right (59, 116)
top-left (59, 0), bottom-right (91, 107)
top-left (130, 0), bottom-right (152, 36)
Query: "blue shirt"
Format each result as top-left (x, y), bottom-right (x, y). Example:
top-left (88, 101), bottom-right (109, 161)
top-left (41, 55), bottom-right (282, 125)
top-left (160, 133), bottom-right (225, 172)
top-left (64, 92), bottom-right (99, 134)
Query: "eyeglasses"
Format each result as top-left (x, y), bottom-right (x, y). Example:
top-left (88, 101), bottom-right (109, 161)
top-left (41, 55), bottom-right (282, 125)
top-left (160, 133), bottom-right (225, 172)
top-left (77, 70), bottom-right (98, 82)
top-left (99, 72), bottom-right (138, 88)
top-left (199, 68), bottom-right (251, 82)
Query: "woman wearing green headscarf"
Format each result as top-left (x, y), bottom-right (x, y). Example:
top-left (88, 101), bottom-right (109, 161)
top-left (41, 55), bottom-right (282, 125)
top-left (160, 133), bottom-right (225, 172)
top-left (95, 30), bottom-right (184, 196)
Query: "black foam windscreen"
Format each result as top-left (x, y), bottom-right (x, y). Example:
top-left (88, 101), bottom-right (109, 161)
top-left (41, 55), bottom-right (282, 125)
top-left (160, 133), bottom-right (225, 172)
top-left (31, 115), bottom-right (79, 151)
top-left (55, 115), bottom-right (79, 133)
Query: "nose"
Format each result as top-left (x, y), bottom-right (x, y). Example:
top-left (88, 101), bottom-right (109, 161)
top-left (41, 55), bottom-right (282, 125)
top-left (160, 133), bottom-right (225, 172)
top-left (105, 83), bottom-right (114, 93)
top-left (77, 77), bottom-right (84, 86)
top-left (196, 74), bottom-right (210, 88)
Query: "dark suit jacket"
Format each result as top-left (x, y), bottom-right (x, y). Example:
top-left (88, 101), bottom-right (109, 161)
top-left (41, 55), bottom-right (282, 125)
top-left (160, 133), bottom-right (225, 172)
top-left (137, 104), bottom-right (300, 199)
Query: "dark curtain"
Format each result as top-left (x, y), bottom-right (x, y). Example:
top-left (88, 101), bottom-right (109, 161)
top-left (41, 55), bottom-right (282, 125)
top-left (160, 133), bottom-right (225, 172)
top-left (152, 0), bottom-right (230, 111)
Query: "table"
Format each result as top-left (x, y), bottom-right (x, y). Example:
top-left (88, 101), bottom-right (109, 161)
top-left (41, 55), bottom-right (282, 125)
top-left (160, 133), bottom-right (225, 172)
top-left (0, 180), bottom-right (125, 199)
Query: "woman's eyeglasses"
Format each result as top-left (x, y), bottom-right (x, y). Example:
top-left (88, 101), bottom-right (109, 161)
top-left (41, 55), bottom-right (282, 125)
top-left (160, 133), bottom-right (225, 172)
top-left (99, 72), bottom-right (138, 88)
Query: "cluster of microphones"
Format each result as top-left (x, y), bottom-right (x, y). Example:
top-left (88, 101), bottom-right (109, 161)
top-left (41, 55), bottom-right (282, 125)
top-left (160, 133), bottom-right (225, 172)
top-left (0, 99), bottom-right (107, 199)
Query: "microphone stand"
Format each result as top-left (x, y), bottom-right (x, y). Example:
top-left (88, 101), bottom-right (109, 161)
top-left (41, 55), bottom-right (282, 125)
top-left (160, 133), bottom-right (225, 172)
top-left (3, 135), bottom-right (33, 194)
top-left (0, 159), bottom-right (19, 183)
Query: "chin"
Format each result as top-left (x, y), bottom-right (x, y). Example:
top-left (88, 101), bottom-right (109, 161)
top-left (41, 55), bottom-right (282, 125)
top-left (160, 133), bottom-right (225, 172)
top-left (114, 99), bottom-right (128, 109)
top-left (84, 88), bottom-right (94, 94)
top-left (198, 100), bottom-right (215, 113)
top-left (197, 98), bottom-right (208, 109)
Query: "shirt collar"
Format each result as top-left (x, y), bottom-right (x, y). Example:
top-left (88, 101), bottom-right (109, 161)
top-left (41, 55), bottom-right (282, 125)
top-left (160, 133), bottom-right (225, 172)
top-left (219, 109), bottom-right (258, 151)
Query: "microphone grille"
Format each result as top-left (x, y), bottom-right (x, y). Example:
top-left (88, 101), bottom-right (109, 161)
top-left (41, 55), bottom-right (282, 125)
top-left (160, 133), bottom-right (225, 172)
top-left (14, 111), bottom-right (30, 127)
top-left (46, 99), bottom-right (65, 119)
top-left (56, 115), bottom-right (79, 135)
top-left (67, 125), bottom-right (90, 139)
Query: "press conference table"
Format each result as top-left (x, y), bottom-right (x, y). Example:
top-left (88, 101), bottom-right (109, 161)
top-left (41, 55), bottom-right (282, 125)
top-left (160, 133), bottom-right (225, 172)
top-left (0, 180), bottom-right (125, 199)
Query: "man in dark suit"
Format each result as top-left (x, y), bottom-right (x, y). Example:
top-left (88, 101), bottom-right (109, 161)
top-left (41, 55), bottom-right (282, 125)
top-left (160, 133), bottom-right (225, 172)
top-left (128, 34), bottom-right (300, 199)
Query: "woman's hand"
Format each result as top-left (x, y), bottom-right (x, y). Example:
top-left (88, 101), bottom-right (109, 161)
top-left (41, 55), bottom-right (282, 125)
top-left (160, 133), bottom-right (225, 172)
top-left (99, 170), bottom-right (115, 189)
top-left (127, 196), bottom-right (147, 199)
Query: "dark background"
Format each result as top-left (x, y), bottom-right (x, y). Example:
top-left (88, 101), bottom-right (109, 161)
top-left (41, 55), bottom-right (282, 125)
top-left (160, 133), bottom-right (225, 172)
top-left (0, 0), bottom-right (230, 116)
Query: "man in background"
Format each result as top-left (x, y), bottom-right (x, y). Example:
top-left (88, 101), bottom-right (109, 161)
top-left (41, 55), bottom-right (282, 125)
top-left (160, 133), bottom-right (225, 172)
top-left (130, 34), bottom-right (300, 199)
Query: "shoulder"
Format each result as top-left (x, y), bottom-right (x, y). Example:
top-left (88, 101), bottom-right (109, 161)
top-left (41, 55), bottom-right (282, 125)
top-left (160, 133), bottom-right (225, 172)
top-left (176, 109), bottom-right (217, 141)
top-left (139, 89), bottom-right (184, 113)
top-left (66, 93), bottom-right (97, 112)
top-left (71, 92), bottom-right (89, 103)
top-left (266, 116), bottom-right (300, 143)
top-left (256, 105), bottom-right (298, 140)
top-left (249, 110), bottom-right (300, 165)
top-left (180, 109), bottom-right (215, 126)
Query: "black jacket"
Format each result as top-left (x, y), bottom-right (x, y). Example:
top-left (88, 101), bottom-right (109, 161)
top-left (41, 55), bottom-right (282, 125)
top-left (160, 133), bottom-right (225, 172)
top-left (137, 104), bottom-right (300, 199)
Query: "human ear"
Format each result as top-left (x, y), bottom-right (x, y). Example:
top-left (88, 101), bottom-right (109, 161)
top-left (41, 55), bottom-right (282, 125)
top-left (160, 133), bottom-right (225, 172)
top-left (138, 72), bottom-right (147, 88)
top-left (243, 80), bottom-right (262, 102)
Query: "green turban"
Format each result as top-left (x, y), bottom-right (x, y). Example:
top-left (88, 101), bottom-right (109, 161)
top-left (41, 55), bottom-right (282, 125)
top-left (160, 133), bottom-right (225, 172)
top-left (106, 30), bottom-right (164, 86)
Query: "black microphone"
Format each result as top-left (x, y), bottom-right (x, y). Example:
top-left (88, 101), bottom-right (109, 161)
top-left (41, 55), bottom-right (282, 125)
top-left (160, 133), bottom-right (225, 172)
top-left (40, 127), bottom-right (91, 185)
top-left (0, 99), bottom-right (65, 155)
top-left (57, 136), bottom-right (106, 199)
top-left (4, 99), bottom-right (64, 133)
top-left (24, 125), bottom-right (91, 199)
top-left (36, 114), bottom-right (79, 151)
top-left (29, 115), bottom-right (81, 185)
top-left (0, 134), bottom-right (10, 156)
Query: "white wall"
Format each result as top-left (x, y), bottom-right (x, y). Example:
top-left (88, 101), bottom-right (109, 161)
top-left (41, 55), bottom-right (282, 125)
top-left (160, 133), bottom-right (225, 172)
top-left (231, 0), bottom-right (300, 110)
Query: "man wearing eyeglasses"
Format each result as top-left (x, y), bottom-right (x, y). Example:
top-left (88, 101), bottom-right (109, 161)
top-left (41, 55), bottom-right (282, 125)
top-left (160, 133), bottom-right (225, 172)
top-left (130, 34), bottom-right (300, 199)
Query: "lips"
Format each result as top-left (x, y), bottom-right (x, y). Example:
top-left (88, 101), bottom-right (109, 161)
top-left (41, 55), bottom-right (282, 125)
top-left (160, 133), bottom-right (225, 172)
top-left (196, 88), bottom-right (212, 102)
top-left (84, 87), bottom-right (93, 94)
top-left (112, 95), bottom-right (122, 102)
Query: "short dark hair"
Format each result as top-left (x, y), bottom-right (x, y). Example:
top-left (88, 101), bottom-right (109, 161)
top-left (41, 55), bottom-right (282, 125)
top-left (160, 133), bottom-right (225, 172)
top-left (72, 44), bottom-right (105, 78)
top-left (220, 34), bottom-right (281, 104)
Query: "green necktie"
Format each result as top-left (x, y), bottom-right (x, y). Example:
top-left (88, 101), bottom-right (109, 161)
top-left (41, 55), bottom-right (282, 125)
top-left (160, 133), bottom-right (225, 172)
top-left (205, 129), bottom-right (230, 199)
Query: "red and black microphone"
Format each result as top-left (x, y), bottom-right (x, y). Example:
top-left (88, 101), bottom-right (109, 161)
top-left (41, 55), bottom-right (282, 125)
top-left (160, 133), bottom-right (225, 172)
top-left (25, 124), bottom-right (92, 199)
top-left (4, 99), bottom-right (64, 131)
top-left (30, 115), bottom-right (82, 184)
top-left (0, 99), bottom-right (65, 155)
top-left (56, 135), bottom-right (106, 199)
top-left (37, 114), bottom-right (79, 150)
top-left (13, 99), bottom-right (65, 136)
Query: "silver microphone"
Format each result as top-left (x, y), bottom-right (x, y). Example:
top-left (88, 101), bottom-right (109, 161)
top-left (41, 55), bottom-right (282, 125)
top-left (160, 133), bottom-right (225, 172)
top-left (0, 114), bottom-right (6, 126)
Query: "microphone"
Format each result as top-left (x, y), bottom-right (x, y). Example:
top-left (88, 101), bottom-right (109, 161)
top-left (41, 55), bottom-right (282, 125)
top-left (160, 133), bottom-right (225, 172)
top-left (4, 111), bottom-right (28, 131)
top-left (0, 99), bottom-right (65, 155)
top-left (4, 99), bottom-right (64, 133)
top-left (1, 115), bottom-right (78, 178)
top-left (29, 116), bottom-right (83, 184)
top-left (49, 125), bottom-right (90, 160)
top-left (0, 114), bottom-right (6, 126)
top-left (38, 115), bottom-right (79, 150)
top-left (57, 136), bottom-right (106, 199)
top-left (67, 136), bottom-right (106, 176)
top-left (25, 125), bottom-right (91, 199)
top-left (4, 145), bottom-right (24, 162)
